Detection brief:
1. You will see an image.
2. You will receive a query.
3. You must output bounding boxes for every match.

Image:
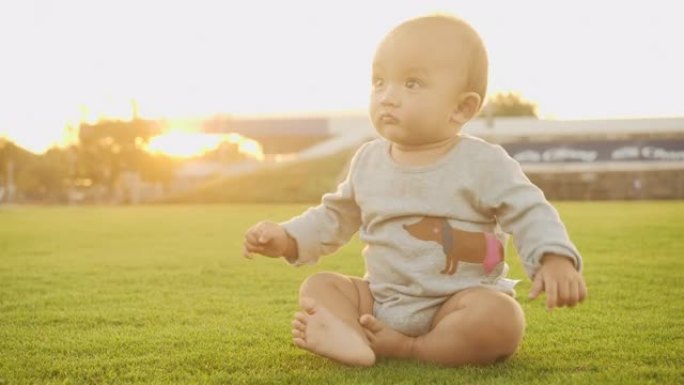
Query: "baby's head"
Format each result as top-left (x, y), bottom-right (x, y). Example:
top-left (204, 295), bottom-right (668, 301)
top-left (369, 15), bottom-right (488, 146)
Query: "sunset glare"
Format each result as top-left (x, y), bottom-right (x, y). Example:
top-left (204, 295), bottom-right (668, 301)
top-left (146, 132), bottom-right (264, 160)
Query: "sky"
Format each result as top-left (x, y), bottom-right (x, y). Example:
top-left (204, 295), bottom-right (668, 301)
top-left (1, 0), bottom-right (683, 153)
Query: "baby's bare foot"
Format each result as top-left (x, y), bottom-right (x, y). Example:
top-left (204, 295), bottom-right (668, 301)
top-left (359, 314), bottom-right (414, 359)
top-left (291, 297), bottom-right (375, 366)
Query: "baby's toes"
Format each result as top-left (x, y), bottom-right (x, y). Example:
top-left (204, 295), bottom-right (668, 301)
top-left (359, 314), bottom-right (384, 333)
top-left (294, 311), bottom-right (308, 324)
top-left (362, 328), bottom-right (376, 343)
top-left (292, 328), bottom-right (305, 339)
top-left (293, 337), bottom-right (307, 349)
top-left (292, 319), bottom-right (306, 331)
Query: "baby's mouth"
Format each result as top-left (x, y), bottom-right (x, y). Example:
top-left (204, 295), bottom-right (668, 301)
top-left (379, 113), bottom-right (399, 124)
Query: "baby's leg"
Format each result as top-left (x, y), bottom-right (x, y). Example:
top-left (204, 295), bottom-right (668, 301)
top-left (291, 272), bottom-right (375, 366)
top-left (361, 287), bottom-right (524, 366)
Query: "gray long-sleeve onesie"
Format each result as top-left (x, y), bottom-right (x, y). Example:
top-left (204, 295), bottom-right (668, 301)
top-left (282, 135), bottom-right (582, 336)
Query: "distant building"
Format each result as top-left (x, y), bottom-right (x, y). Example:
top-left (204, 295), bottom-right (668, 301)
top-left (459, 117), bottom-right (684, 200)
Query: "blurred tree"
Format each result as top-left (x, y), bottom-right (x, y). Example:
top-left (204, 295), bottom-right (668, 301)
top-left (138, 153), bottom-right (177, 186)
top-left (14, 147), bottom-right (72, 202)
top-left (0, 138), bottom-right (36, 170)
top-left (480, 92), bottom-right (539, 118)
top-left (0, 139), bottom-right (39, 202)
top-left (77, 118), bottom-right (165, 193)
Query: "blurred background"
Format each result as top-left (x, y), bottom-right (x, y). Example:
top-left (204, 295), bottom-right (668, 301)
top-left (1, 0), bottom-right (683, 204)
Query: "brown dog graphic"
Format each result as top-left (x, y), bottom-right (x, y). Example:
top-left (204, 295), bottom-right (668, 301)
top-left (403, 216), bottom-right (504, 275)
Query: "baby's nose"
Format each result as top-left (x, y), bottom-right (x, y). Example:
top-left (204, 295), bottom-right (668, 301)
top-left (379, 85), bottom-right (400, 106)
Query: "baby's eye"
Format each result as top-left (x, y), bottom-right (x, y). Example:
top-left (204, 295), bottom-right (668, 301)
top-left (405, 78), bottom-right (423, 89)
top-left (372, 77), bottom-right (385, 88)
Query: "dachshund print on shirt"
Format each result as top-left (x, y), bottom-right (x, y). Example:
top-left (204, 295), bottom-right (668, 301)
top-left (403, 216), bottom-right (504, 275)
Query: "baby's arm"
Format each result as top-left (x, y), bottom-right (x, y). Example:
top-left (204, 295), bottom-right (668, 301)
top-left (243, 145), bottom-right (367, 265)
top-left (478, 146), bottom-right (586, 309)
top-left (280, 167), bottom-right (362, 265)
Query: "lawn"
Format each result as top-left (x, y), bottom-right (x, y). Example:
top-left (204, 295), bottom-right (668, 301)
top-left (0, 202), bottom-right (682, 384)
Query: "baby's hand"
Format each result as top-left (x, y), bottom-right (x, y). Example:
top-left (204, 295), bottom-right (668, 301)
top-left (528, 253), bottom-right (587, 310)
top-left (243, 221), bottom-right (292, 259)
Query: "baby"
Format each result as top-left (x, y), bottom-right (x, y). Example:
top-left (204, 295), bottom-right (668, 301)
top-left (243, 14), bottom-right (587, 367)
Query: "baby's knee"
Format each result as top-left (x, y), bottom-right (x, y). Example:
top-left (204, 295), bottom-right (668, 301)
top-left (299, 271), bottom-right (343, 292)
top-left (467, 294), bottom-right (525, 359)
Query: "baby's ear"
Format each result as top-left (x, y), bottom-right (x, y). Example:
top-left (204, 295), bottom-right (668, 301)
top-left (450, 92), bottom-right (482, 125)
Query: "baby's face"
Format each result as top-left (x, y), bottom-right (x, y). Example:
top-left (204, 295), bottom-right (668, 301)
top-left (369, 21), bottom-right (471, 146)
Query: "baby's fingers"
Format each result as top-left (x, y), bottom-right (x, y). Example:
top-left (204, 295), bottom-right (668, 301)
top-left (244, 229), bottom-right (267, 256)
top-left (258, 223), bottom-right (283, 245)
top-left (244, 227), bottom-right (261, 245)
top-left (243, 241), bottom-right (263, 257)
top-left (244, 240), bottom-right (261, 252)
top-left (258, 231), bottom-right (273, 245)
top-left (545, 279), bottom-right (558, 310)
top-left (578, 278), bottom-right (588, 303)
top-left (556, 281), bottom-right (570, 307)
top-left (567, 281), bottom-right (579, 307)
top-left (564, 277), bottom-right (588, 307)
top-left (528, 272), bottom-right (545, 300)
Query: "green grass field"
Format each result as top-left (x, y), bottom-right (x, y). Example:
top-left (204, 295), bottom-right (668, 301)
top-left (1, 202), bottom-right (682, 384)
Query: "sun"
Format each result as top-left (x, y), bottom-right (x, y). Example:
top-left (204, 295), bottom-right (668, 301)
top-left (145, 132), bottom-right (264, 160)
